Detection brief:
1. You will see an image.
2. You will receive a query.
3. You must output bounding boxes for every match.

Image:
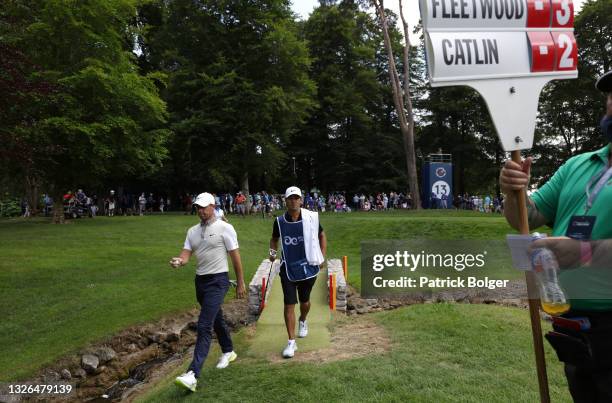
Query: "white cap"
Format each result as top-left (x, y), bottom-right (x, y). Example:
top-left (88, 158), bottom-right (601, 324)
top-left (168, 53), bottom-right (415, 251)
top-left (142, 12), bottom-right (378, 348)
top-left (285, 186), bottom-right (302, 199)
top-left (193, 192), bottom-right (215, 208)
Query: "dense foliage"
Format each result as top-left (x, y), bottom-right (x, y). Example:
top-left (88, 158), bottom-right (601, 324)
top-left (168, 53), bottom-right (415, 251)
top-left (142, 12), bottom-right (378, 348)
top-left (1, 0), bottom-right (609, 206)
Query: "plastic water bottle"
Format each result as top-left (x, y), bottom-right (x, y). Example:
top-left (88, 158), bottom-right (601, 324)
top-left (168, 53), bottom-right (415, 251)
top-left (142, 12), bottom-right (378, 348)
top-left (530, 233), bottom-right (570, 315)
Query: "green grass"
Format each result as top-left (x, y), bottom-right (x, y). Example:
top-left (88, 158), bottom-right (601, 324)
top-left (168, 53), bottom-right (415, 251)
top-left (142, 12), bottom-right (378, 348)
top-left (137, 304), bottom-right (572, 403)
top-left (0, 210), bottom-right (530, 381)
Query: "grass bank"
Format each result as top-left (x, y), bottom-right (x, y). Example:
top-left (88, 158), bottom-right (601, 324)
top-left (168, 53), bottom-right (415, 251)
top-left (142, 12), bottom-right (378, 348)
top-left (0, 210), bottom-right (524, 380)
top-left (138, 304), bottom-right (571, 402)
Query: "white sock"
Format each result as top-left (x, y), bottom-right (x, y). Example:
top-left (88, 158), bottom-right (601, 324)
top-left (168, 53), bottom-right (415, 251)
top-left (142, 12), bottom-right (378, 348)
top-left (288, 339), bottom-right (295, 344)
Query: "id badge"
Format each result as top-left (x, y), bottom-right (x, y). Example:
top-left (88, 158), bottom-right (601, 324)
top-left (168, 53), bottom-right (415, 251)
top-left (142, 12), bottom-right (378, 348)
top-left (565, 216), bottom-right (596, 240)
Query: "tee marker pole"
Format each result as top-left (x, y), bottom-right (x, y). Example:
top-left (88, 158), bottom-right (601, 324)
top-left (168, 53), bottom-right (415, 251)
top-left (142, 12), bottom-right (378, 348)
top-left (512, 150), bottom-right (550, 403)
top-left (342, 255), bottom-right (348, 280)
top-left (418, 0), bottom-right (580, 399)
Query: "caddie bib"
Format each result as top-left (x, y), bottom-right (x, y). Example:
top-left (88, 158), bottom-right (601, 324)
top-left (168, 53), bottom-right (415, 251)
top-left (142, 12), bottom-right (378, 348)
top-left (277, 214), bottom-right (319, 282)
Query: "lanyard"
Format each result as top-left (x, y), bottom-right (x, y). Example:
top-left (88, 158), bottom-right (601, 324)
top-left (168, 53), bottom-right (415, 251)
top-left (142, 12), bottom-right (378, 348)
top-left (585, 165), bottom-right (612, 213)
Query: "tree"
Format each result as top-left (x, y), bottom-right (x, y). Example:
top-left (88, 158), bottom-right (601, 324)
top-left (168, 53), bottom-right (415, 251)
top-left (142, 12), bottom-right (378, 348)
top-left (372, 0), bottom-right (421, 208)
top-left (292, 0), bottom-right (414, 195)
top-left (0, 0), bottom-right (170, 221)
top-left (531, 0), bottom-right (611, 185)
top-left (137, 0), bottom-right (315, 197)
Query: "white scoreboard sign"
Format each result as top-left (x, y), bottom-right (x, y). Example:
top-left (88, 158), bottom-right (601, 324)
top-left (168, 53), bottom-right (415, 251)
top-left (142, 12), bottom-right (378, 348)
top-left (420, 0), bottom-right (578, 151)
top-left (422, 0), bottom-right (574, 29)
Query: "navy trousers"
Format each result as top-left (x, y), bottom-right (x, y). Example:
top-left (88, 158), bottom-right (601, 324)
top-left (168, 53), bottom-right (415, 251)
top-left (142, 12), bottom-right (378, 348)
top-left (188, 272), bottom-right (233, 378)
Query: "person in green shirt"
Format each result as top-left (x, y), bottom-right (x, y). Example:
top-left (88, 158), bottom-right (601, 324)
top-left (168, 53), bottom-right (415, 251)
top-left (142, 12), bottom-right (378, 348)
top-left (500, 70), bottom-right (612, 402)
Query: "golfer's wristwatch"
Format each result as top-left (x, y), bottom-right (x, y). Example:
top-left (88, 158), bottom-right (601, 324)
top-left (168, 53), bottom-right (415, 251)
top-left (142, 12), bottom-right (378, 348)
top-left (269, 248), bottom-right (277, 258)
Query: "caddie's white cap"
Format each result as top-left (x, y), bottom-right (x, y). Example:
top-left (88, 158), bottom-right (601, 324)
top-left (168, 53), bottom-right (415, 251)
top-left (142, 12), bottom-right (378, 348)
top-left (285, 186), bottom-right (302, 199)
top-left (193, 192), bottom-right (215, 208)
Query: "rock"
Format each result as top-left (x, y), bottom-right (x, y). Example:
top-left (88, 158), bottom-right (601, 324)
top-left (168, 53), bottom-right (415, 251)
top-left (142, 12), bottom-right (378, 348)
top-left (436, 293), bottom-right (454, 303)
top-left (61, 369), bottom-right (72, 380)
top-left (137, 338), bottom-right (149, 349)
top-left (43, 370), bottom-right (61, 382)
top-left (180, 322), bottom-right (193, 334)
top-left (356, 307), bottom-right (369, 314)
top-left (73, 368), bottom-right (87, 378)
top-left (147, 332), bottom-right (163, 344)
top-left (95, 365), bottom-right (107, 375)
top-left (165, 330), bottom-right (181, 342)
top-left (365, 298), bottom-right (378, 306)
top-left (95, 346), bottom-right (117, 363)
top-left (81, 354), bottom-right (99, 374)
top-left (501, 298), bottom-right (522, 307)
top-left (127, 343), bottom-right (138, 352)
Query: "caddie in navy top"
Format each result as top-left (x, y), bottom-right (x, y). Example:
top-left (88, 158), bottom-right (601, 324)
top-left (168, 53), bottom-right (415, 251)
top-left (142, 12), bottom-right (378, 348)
top-left (269, 186), bottom-right (327, 359)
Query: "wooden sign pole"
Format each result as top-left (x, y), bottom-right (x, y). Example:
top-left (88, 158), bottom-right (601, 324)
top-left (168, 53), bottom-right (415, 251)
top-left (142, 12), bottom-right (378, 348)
top-left (511, 150), bottom-right (550, 403)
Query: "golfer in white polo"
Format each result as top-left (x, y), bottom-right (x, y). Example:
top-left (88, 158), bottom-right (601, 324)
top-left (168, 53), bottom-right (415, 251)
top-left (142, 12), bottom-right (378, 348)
top-left (170, 192), bottom-right (246, 392)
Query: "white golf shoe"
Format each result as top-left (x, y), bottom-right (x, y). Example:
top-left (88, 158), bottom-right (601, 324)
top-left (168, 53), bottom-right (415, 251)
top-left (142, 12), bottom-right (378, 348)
top-left (282, 340), bottom-right (298, 358)
top-left (298, 320), bottom-right (308, 338)
top-left (175, 370), bottom-right (197, 392)
top-left (216, 351), bottom-right (237, 369)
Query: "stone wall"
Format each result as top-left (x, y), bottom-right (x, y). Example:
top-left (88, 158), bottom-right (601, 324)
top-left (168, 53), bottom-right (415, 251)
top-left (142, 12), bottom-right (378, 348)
top-left (248, 259), bottom-right (280, 316)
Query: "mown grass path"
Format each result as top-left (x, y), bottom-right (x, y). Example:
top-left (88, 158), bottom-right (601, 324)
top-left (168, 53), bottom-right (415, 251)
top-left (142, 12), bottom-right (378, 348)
top-left (248, 269), bottom-right (331, 358)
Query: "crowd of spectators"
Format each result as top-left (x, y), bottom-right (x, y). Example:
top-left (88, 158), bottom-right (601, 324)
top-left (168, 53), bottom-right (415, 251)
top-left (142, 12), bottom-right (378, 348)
top-left (454, 193), bottom-right (504, 213)
top-left (13, 188), bottom-right (504, 218)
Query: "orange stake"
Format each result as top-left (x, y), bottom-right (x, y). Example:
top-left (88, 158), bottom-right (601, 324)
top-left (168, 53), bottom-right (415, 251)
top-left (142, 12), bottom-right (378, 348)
top-left (329, 274), bottom-right (337, 310)
top-left (260, 277), bottom-right (267, 313)
top-left (342, 255), bottom-right (348, 280)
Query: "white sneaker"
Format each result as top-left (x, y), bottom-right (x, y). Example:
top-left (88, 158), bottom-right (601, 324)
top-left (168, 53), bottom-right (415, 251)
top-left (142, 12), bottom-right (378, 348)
top-left (216, 351), bottom-right (237, 369)
top-left (175, 370), bottom-right (197, 392)
top-left (298, 320), bottom-right (308, 338)
top-left (282, 340), bottom-right (297, 358)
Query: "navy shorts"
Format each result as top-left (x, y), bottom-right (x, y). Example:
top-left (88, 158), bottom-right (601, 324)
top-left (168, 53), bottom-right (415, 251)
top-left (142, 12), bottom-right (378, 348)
top-left (279, 263), bottom-right (317, 305)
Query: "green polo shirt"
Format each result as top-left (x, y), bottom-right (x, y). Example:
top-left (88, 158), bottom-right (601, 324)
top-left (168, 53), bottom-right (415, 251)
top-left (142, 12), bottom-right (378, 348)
top-left (531, 144), bottom-right (612, 311)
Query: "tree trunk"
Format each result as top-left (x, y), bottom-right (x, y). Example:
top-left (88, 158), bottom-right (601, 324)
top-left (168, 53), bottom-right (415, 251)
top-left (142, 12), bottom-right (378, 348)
top-left (374, 0), bottom-right (421, 209)
top-left (241, 172), bottom-right (251, 212)
top-left (25, 175), bottom-right (40, 216)
top-left (398, 0), bottom-right (421, 209)
top-left (52, 193), bottom-right (64, 224)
